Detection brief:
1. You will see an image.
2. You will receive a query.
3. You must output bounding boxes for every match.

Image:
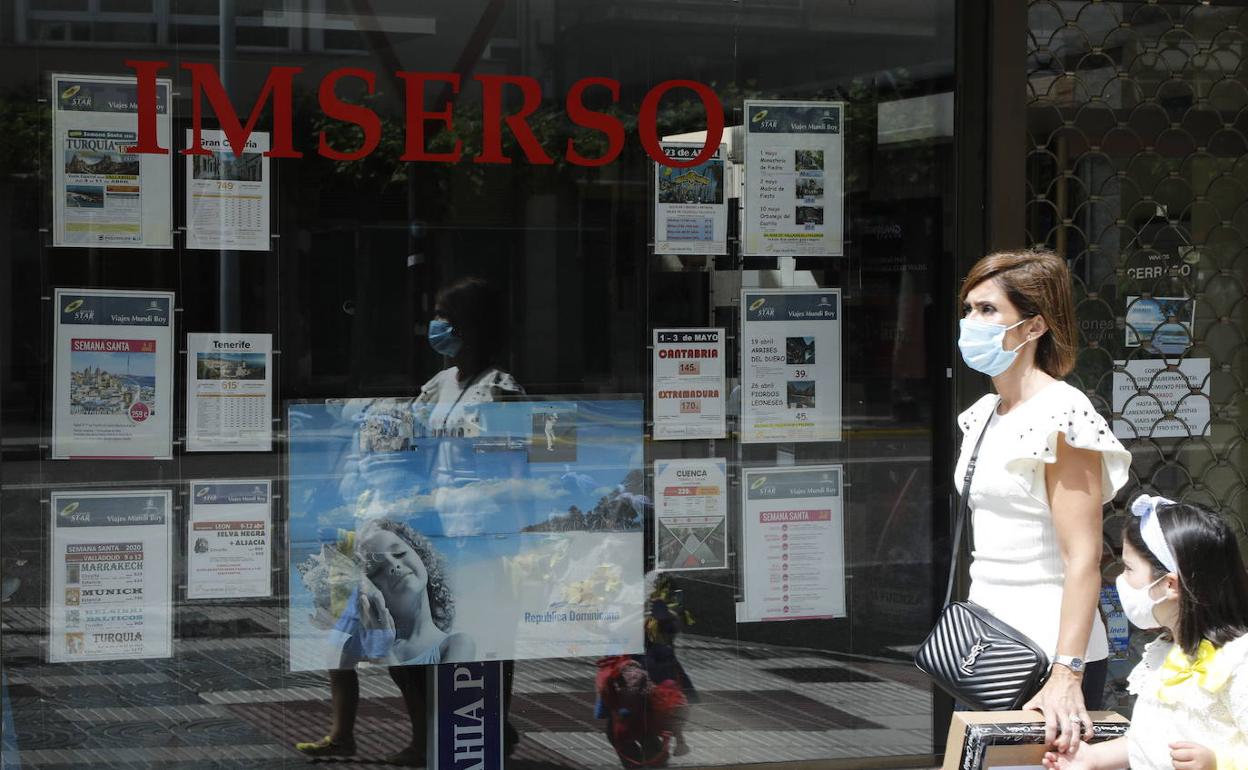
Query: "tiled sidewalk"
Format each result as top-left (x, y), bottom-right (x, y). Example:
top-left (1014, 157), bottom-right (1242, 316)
top-left (2, 606), bottom-right (934, 768)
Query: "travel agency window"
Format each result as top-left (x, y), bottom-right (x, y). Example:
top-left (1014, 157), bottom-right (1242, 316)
top-left (0, 1), bottom-right (958, 768)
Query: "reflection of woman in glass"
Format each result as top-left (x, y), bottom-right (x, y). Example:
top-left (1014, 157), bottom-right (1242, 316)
top-left (297, 277), bottom-right (523, 765)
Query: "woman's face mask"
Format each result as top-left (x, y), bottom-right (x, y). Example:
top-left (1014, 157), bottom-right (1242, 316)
top-left (428, 318), bottom-right (462, 358)
top-left (957, 317), bottom-right (1035, 377)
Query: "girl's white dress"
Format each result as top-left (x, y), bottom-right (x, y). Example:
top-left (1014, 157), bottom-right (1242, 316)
top-left (1126, 634), bottom-right (1248, 770)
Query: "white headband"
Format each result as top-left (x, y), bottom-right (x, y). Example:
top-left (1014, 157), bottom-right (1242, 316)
top-left (1130, 495), bottom-right (1180, 575)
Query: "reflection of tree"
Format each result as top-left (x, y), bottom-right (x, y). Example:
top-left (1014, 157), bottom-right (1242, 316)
top-left (525, 468), bottom-right (647, 532)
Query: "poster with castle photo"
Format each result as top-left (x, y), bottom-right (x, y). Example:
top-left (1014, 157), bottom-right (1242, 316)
top-left (53, 288), bottom-right (174, 459)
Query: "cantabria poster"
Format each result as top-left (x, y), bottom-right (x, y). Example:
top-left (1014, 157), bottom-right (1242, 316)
top-left (286, 398), bottom-right (645, 672)
top-left (49, 490), bottom-right (173, 663)
top-left (652, 328), bottom-right (726, 440)
top-left (53, 288), bottom-right (174, 460)
top-left (52, 73), bottom-right (173, 248)
top-left (743, 100), bottom-right (844, 257)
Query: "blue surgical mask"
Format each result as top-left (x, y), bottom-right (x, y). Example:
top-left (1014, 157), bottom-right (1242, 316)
top-left (958, 317), bottom-right (1034, 377)
top-left (428, 318), bottom-right (462, 358)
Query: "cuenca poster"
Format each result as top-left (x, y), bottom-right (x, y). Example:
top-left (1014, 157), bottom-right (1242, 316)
top-left (654, 142), bottom-right (728, 255)
top-left (187, 480), bottom-right (273, 600)
top-left (49, 490), bottom-right (173, 663)
top-left (740, 466), bottom-right (846, 622)
top-left (740, 288), bottom-right (842, 443)
top-left (286, 397), bottom-right (645, 672)
top-left (185, 129), bottom-right (271, 251)
top-left (52, 73), bottom-right (173, 248)
top-left (743, 100), bottom-right (844, 257)
top-left (654, 458), bottom-right (728, 572)
top-left (652, 328), bottom-right (726, 440)
top-left (52, 288), bottom-right (174, 460)
top-left (186, 332), bottom-right (273, 452)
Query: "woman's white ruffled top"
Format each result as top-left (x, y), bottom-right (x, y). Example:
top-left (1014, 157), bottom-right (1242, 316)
top-left (955, 381), bottom-right (1131, 661)
top-left (1126, 635), bottom-right (1248, 770)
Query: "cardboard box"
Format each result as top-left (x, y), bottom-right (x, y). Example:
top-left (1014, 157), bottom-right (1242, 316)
top-left (941, 711), bottom-right (1129, 770)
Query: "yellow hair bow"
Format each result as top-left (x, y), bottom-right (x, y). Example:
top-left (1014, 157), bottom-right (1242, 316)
top-left (1158, 640), bottom-right (1231, 703)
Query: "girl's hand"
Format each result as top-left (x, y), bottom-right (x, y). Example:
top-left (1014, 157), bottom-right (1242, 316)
top-left (1042, 742), bottom-right (1098, 770)
top-left (357, 579), bottom-right (395, 635)
top-left (1170, 742), bottom-right (1217, 770)
top-left (1023, 668), bottom-right (1093, 752)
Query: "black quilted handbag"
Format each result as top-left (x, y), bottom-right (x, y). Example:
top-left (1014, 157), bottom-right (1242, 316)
top-left (914, 401), bottom-right (1050, 711)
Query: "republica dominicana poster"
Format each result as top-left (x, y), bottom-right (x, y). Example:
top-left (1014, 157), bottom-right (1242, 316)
top-left (286, 397), bottom-right (645, 672)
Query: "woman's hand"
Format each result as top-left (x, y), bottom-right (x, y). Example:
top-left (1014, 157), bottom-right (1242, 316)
top-left (1024, 667), bottom-right (1093, 752)
top-left (1170, 742), bottom-right (1217, 770)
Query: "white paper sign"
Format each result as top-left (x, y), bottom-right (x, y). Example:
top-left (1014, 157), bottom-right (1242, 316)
top-left (188, 480), bottom-right (272, 600)
top-left (741, 466), bottom-right (845, 622)
top-left (53, 289), bottom-right (174, 460)
top-left (743, 100), bottom-right (844, 256)
top-left (654, 143), bottom-right (728, 255)
top-left (1113, 358), bottom-right (1211, 440)
top-left (49, 490), bottom-right (173, 663)
top-left (186, 129), bottom-right (271, 251)
top-left (653, 328), bottom-right (726, 440)
top-left (186, 333), bottom-right (273, 452)
top-left (740, 289), bottom-right (841, 443)
top-left (52, 73), bottom-right (173, 248)
top-left (655, 458), bottom-right (727, 572)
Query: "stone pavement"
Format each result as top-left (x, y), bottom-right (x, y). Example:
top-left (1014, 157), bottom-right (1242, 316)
top-left (1, 606), bottom-right (934, 768)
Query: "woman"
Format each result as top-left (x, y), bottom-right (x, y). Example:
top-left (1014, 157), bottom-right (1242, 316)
top-left (297, 277), bottom-right (523, 764)
top-left (954, 249), bottom-right (1131, 754)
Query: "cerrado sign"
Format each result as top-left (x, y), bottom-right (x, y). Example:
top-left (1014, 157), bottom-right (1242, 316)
top-left (122, 60), bottom-right (724, 169)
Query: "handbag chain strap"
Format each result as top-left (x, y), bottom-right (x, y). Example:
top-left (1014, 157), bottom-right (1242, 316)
top-left (943, 397), bottom-right (1000, 607)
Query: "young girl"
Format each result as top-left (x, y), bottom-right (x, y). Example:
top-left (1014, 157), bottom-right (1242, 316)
top-left (1042, 495), bottom-right (1248, 770)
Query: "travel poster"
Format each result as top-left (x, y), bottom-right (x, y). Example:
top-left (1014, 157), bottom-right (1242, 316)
top-left (654, 458), bottom-right (728, 572)
top-left (654, 142), bottom-right (728, 255)
top-left (743, 100), bottom-right (844, 256)
top-left (186, 332), bottom-right (273, 452)
top-left (52, 73), bottom-right (173, 248)
top-left (652, 328), bottom-right (726, 440)
top-left (185, 129), bottom-right (271, 251)
top-left (286, 397), bottom-right (645, 672)
top-left (740, 466), bottom-right (845, 622)
top-left (187, 480), bottom-right (272, 600)
top-left (49, 490), bottom-right (173, 663)
top-left (52, 288), bottom-right (174, 459)
top-left (740, 288), bottom-right (842, 443)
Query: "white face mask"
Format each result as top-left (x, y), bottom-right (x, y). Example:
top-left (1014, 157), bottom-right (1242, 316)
top-left (1115, 573), bottom-right (1168, 630)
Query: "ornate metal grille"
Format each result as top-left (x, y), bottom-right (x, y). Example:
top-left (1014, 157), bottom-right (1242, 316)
top-left (1027, 0), bottom-right (1248, 703)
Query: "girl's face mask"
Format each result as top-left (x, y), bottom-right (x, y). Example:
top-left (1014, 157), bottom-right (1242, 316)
top-left (957, 317), bottom-right (1035, 377)
top-left (1114, 573), bottom-right (1168, 630)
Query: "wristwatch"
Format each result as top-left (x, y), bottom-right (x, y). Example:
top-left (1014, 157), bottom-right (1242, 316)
top-left (1052, 655), bottom-right (1086, 674)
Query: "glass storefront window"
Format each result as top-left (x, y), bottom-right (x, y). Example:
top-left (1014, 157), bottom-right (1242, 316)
top-left (1, 2), bottom-right (958, 767)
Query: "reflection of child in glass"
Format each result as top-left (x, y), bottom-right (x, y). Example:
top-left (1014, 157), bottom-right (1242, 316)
top-left (337, 519), bottom-right (473, 666)
top-left (298, 277), bottom-right (523, 765)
